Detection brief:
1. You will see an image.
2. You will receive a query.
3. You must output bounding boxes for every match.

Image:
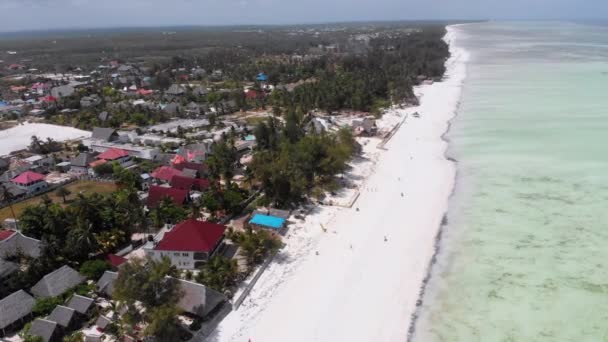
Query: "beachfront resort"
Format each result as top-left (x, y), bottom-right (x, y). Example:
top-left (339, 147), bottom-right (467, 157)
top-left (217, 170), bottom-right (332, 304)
top-left (0, 21), bottom-right (452, 342)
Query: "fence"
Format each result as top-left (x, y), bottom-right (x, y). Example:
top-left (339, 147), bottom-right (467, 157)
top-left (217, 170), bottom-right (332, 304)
top-left (0, 177), bottom-right (77, 210)
top-left (0, 176), bottom-right (115, 211)
top-left (377, 113), bottom-right (410, 150)
top-left (233, 251), bottom-right (276, 310)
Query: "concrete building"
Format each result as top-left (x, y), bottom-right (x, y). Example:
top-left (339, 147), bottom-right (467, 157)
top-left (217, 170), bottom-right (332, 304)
top-left (11, 171), bottom-right (47, 194)
top-left (143, 219), bottom-right (226, 270)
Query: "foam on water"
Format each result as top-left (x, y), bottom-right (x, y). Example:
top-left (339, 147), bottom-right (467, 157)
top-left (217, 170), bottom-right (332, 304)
top-left (414, 22), bottom-right (608, 341)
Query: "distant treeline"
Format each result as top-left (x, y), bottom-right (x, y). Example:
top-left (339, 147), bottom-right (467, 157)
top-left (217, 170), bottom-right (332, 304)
top-left (1, 22), bottom-right (450, 123)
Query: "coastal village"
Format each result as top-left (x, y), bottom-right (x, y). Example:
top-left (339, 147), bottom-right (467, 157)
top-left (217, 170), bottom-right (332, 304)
top-left (0, 24), bottom-right (449, 342)
top-left (1, 57), bottom-right (405, 342)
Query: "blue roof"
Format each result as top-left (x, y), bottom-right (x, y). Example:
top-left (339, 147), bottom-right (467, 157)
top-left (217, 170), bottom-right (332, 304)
top-left (256, 73), bottom-right (268, 82)
top-left (249, 214), bottom-right (285, 230)
top-left (244, 135), bottom-right (256, 141)
top-left (0, 101), bottom-right (7, 107)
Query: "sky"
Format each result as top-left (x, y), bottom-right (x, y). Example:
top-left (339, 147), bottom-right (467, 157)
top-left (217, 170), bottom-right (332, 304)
top-left (1, 0), bottom-right (608, 32)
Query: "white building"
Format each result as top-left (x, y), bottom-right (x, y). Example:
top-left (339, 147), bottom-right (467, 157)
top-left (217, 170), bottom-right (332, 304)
top-left (143, 219), bottom-right (226, 270)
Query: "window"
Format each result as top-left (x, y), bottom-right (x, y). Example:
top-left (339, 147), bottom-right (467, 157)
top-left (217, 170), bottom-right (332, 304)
top-left (174, 252), bottom-right (180, 256)
top-left (182, 253), bottom-right (189, 257)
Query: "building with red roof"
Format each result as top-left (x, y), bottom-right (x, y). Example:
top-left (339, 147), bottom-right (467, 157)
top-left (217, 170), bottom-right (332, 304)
top-left (97, 148), bottom-right (129, 161)
top-left (146, 185), bottom-right (189, 208)
top-left (31, 82), bottom-right (51, 95)
top-left (143, 219), bottom-right (226, 269)
top-left (88, 159), bottom-right (107, 169)
top-left (151, 166), bottom-right (183, 183)
top-left (8, 64), bottom-right (25, 70)
top-left (173, 161), bottom-right (208, 177)
top-left (245, 89), bottom-right (265, 100)
top-left (93, 148), bottom-right (133, 170)
top-left (136, 89), bottom-right (154, 96)
top-left (170, 175), bottom-right (195, 191)
top-left (106, 254), bottom-right (127, 268)
top-left (12, 171), bottom-right (47, 194)
top-left (10, 85), bottom-right (27, 93)
top-left (40, 95), bottom-right (58, 103)
top-left (171, 175), bottom-right (212, 192)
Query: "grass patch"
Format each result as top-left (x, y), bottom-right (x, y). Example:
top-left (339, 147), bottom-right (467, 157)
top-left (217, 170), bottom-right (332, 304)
top-left (244, 116), bottom-right (268, 126)
top-left (0, 180), bottom-right (117, 222)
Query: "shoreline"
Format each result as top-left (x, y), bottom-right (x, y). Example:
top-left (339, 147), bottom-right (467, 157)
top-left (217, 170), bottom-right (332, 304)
top-left (407, 24), bottom-right (469, 341)
top-left (210, 25), bottom-right (469, 342)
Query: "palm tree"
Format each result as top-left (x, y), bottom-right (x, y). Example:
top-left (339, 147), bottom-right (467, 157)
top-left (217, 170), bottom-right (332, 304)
top-left (196, 256), bottom-right (239, 293)
top-left (237, 229), bottom-right (282, 268)
top-left (151, 205), bottom-right (165, 229)
top-left (0, 184), bottom-right (18, 230)
top-left (67, 220), bottom-right (98, 260)
top-left (55, 187), bottom-right (71, 203)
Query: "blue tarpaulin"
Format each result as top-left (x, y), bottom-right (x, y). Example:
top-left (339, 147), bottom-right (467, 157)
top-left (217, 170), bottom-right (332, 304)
top-left (249, 214), bottom-right (285, 230)
top-left (256, 73), bottom-right (268, 82)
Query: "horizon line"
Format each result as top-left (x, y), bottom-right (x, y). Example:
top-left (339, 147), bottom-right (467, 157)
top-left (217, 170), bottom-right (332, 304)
top-left (0, 17), bottom-right (605, 35)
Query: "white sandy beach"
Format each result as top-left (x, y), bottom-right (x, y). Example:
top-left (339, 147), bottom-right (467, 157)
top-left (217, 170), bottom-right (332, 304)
top-left (210, 26), bottom-right (468, 342)
top-left (0, 122), bottom-right (90, 156)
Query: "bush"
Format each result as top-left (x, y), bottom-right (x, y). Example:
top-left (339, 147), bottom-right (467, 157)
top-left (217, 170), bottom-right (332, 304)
top-left (80, 260), bottom-right (111, 279)
top-left (32, 296), bottom-right (63, 317)
top-left (74, 283), bottom-right (96, 296)
top-left (94, 162), bottom-right (114, 176)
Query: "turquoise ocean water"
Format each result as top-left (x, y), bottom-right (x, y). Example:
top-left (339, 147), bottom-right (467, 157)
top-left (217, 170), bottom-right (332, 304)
top-left (413, 22), bottom-right (608, 341)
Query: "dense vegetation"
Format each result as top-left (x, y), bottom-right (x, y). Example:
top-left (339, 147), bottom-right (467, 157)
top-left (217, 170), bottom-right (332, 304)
top-left (112, 257), bottom-right (185, 341)
top-left (251, 114), bottom-right (358, 207)
top-left (0, 188), bottom-right (143, 298)
top-left (1, 22), bottom-right (449, 132)
top-left (0, 22), bottom-right (452, 340)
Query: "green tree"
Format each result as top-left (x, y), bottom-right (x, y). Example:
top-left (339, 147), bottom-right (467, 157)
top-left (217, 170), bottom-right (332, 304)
top-left (196, 256), bottom-right (239, 293)
top-left (23, 335), bottom-right (43, 342)
top-left (207, 139), bottom-right (237, 181)
top-left (113, 257), bottom-right (181, 309)
top-left (201, 190), bottom-right (221, 217)
top-left (93, 162), bottom-right (114, 176)
top-left (113, 167), bottom-right (141, 190)
top-left (221, 184), bottom-right (245, 214)
top-left (62, 332), bottom-right (85, 342)
top-left (232, 229), bottom-right (282, 268)
top-left (79, 260), bottom-right (111, 280)
top-left (95, 229), bottom-right (127, 254)
top-left (113, 257), bottom-right (183, 340)
top-left (33, 296), bottom-right (63, 316)
top-left (283, 111), bottom-right (302, 143)
top-left (150, 197), bottom-right (188, 228)
top-left (66, 221), bottom-right (98, 261)
top-left (144, 305), bottom-right (182, 342)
